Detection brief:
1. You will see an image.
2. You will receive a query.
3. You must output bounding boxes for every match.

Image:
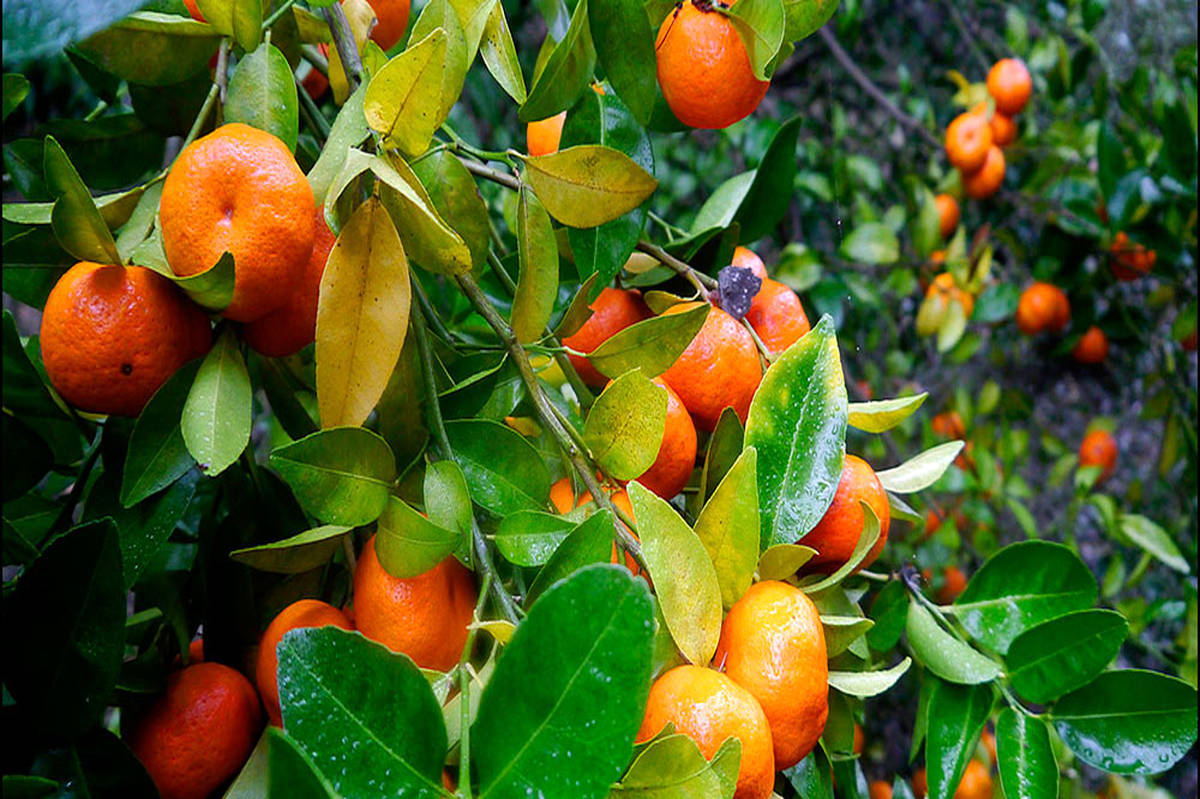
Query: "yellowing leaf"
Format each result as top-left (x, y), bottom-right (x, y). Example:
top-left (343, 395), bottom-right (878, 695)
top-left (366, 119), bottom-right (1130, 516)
top-left (409, 0), bottom-right (469, 122)
top-left (512, 185), bottom-right (559, 343)
top-left (316, 196), bottom-right (411, 428)
top-left (582, 370), bottom-right (668, 481)
top-left (363, 28), bottom-right (448, 156)
top-left (522, 145), bottom-right (657, 229)
top-left (693, 447), bottom-right (759, 610)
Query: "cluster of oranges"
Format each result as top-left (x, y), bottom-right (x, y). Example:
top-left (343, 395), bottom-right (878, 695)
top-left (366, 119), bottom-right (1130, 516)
top-left (40, 123), bottom-right (334, 418)
top-left (1108, 230), bottom-right (1157, 281)
top-left (944, 58), bottom-right (1032, 200)
top-left (1014, 280), bottom-right (1111, 365)
top-left (126, 536), bottom-right (475, 798)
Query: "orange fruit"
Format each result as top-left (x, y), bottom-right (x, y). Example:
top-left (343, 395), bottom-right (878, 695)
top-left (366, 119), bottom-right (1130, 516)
top-left (936, 565), bottom-right (968, 604)
top-left (853, 722), bottom-right (865, 754)
top-left (634, 378), bottom-right (698, 499)
top-left (923, 509), bottom-right (943, 540)
top-left (553, 482), bottom-right (644, 576)
top-left (870, 781), bottom-right (894, 799)
top-left (990, 112), bottom-right (1017, 147)
top-left (549, 476), bottom-right (577, 514)
top-left (255, 599), bottom-right (353, 727)
top-left (912, 762), bottom-right (991, 799)
top-left (801, 455), bottom-right (891, 573)
top-left (659, 302), bottom-right (762, 431)
top-left (654, 0), bottom-right (769, 130)
top-left (41, 262), bottom-right (212, 417)
top-left (935, 193), bottom-right (960, 239)
top-left (160, 123), bottom-right (316, 322)
top-left (930, 250), bottom-right (947, 266)
top-left (987, 58), bottom-right (1033, 115)
top-left (526, 111), bottom-right (566, 157)
top-left (714, 580), bottom-right (827, 770)
top-left (637, 665), bottom-right (775, 799)
top-left (1072, 325), bottom-right (1109, 364)
top-left (745, 279), bottom-right (811, 356)
top-left (562, 288), bottom-right (652, 387)
top-left (912, 768), bottom-right (927, 798)
top-left (300, 47), bottom-right (330, 100)
top-left (243, 208), bottom-right (336, 358)
top-left (1109, 232), bottom-right (1156, 281)
top-left (364, 0), bottom-right (411, 50)
top-left (980, 729), bottom-right (997, 764)
top-left (352, 535), bottom-right (477, 671)
top-left (926, 273), bottom-right (975, 320)
top-left (945, 110), bottom-right (993, 172)
top-left (732, 245), bottom-right (769, 280)
top-left (1015, 282), bottom-right (1070, 335)
top-left (962, 145), bottom-right (1006, 199)
top-left (1079, 429), bottom-right (1117, 483)
top-left (931, 410), bottom-right (966, 440)
top-left (126, 662), bottom-right (263, 799)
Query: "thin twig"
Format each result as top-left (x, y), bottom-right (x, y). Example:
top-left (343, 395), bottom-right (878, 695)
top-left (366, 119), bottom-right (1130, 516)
top-left (635, 240), bottom-right (717, 295)
top-left (324, 3), bottom-right (365, 91)
top-left (215, 40), bottom-right (230, 104)
top-left (945, 3), bottom-right (993, 75)
top-left (459, 157), bottom-right (520, 190)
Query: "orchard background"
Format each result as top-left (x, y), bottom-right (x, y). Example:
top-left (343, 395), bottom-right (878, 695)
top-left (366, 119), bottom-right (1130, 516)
top-left (1, 0), bottom-right (1197, 797)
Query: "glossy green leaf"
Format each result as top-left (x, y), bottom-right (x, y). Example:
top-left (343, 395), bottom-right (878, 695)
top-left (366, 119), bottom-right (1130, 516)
top-left (120, 360), bottom-right (201, 507)
top-left (1006, 609), bottom-right (1128, 704)
top-left (725, 0), bottom-right (785, 80)
top-left (1050, 669), bottom-right (1198, 775)
top-left (694, 447), bottom-right (759, 610)
top-left (995, 708), bottom-right (1057, 799)
top-left (73, 12), bottom-right (221, 87)
top-left (518, 0), bottom-right (595, 122)
top-left (494, 510), bottom-right (576, 566)
top-left (375, 497), bottom-right (460, 578)
top-left (587, 302), bottom-right (707, 380)
top-left (230, 525), bottom-right (351, 573)
top-left (2, 74), bottom-right (30, 121)
top-left (277, 627), bottom-right (446, 797)
top-left (269, 426), bottom-right (397, 526)
top-left (866, 579), bottom-right (908, 651)
top-left (784, 748), bottom-right (833, 799)
top-left (757, 543), bottom-right (817, 580)
top-left (478, 0), bottom-right (526, 102)
top-left (847, 393), bottom-right (928, 433)
top-left (822, 615), bottom-right (874, 657)
top-left (363, 29), bottom-right (448, 156)
top-left (925, 679), bottom-right (994, 799)
top-left (906, 601), bottom-right (1001, 684)
top-left (876, 441), bottom-right (965, 493)
top-left (523, 145), bottom-right (658, 229)
top-left (445, 419), bottom-right (551, 515)
top-left (169, 250), bottom-right (236, 312)
top-left (525, 511), bottom-right (614, 603)
top-left (696, 408), bottom-right (744, 508)
top-left (826, 657), bottom-right (910, 697)
top-left (588, 0), bottom-right (656, 124)
top-left (746, 315), bottom-right (847, 549)
top-left (838, 223), bottom-right (899, 265)
top-left (513, 185), bottom-right (559, 343)
top-left (782, 0), bottom-right (837, 42)
top-left (583, 369), bottom-right (668, 481)
top-left (424, 459), bottom-right (473, 536)
top-left (410, 149), bottom-right (491, 270)
top-left (267, 728), bottom-right (338, 799)
top-left (629, 481), bottom-right (722, 666)
top-left (610, 734), bottom-right (739, 797)
top-left (224, 42), bottom-right (299, 152)
top-left (197, 0), bottom-right (263, 50)
top-left (948, 541), bottom-right (1097, 654)
top-left (181, 328), bottom-right (251, 477)
top-left (473, 565), bottom-right (654, 799)
top-left (1118, 513), bottom-right (1190, 573)
top-left (43, 136), bottom-right (121, 264)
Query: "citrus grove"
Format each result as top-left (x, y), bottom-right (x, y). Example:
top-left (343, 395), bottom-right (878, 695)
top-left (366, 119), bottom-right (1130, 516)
top-left (2, 0), bottom-right (1197, 797)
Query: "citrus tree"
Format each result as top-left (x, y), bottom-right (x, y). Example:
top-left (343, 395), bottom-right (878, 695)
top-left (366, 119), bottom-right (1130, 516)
top-left (2, 0), bottom-right (1197, 798)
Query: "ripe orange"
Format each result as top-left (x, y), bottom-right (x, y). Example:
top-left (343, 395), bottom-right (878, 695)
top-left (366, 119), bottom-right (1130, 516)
top-left (923, 509), bottom-right (943, 540)
top-left (853, 722), bottom-right (865, 754)
top-left (637, 665), bottom-right (775, 799)
top-left (635, 378), bottom-right (698, 499)
top-left (987, 58), bottom-right (1033, 115)
top-left (912, 762), bottom-right (991, 799)
top-left (654, 0), bottom-right (769, 130)
top-left (41, 262), bottom-right (212, 417)
top-left (659, 302), bottom-right (762, 431)
top-left (549, 476), bottom-right (577, 514)
top-left (243, 208), bottom-right (336, 358)
top-left (935, 193), bottom-right (960, 239)
top-left (980, 729), bottom-right (997, 764)
top-left (364, 0), bottom-right (411, 50)
top-left (352, 536), bottom-right (477, 671)
top-left (936, 565), bottom-right (968, 604)
top-left (160, 123), bottom-right (316, 323)
top-left (926, 272), bottom-right (975, 320)
top-left (126, 662), bottom-right (263, 799)
top-left (929, 250), bottom-right (947, 266)
top-left (870, 781), bottom-right (894, 799)
top-left (714, 580), bottom-right (828, 770)
top-left (990, 112), bottom-right (1017, 147)
top-left (945, 110), bottom-right (993, 172)
top-left (745, 279), bottom-right (811, 356)
top-left (732, 246), bottom-right (769, 280)
top-left (562, 287), bottom-right (652, 387)
top-left (1109, 232), bottom-right (1156, 281)
top-left (1079, 429), bottom-right (1117, 483)
top-left (526, 111), bottom-right (566, 157)
top-left (912, 767), bottom-right (927, 798)
top-left (962, 145), bottom-right (1006, 199)
top-left (801, 455), bottom-right (891, 573)
top-left (1072, 325), bottom-right (1109, 364)
top-left (931, 410), bottom-right (966, 440)
top-left (1015, 282), bottom-right (1070, 335)
top-left (552, 481), bottom-right (644, 576)
top-left (255, 599), bottom-right (353, 727)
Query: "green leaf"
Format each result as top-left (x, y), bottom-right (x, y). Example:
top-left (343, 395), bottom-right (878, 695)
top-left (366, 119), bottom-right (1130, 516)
top-left (267, 728), bottom-right (338, 799)
top-left (847, 393), bottom-right (928, 433)
top-left (197, 0), bottom-right (263, 50)
top-left (73, 12), bottom-right (221, 87)
top-left (906, 601), bottom-right (1001, 685)
top-left (410, 149), bottom-right (491, 271)
top-left (925, 680), bottom-right (994, 799)
top-left (875, 441), bottom-right (964, 493)
top-left (1118, 514), bottom-right (1191, 573)
top-left (588, 0), bottom-right (656, 125)
top-left (181, 328), bottom-right (251, 477)
top-left (523, 145), bottom-right (658, 229)
top-left (1006, 609), bottom-right (1128, 704)
top-left (494, 510), bottom-right (577, 567)
top-left (473, 565), bottom-right (654, 799)
top-left (375, 497), bottom-right (460, 578)
top-left (610, 734), bottom-right (740, 797)
top-left (6, 519), bottom-right (124, 738)
top-left (512, 185), bottom-right (559, 343)
top-left (583, 369), bottom-right (668, 481)
top-left (277, 627), bottom-right (446, 797)
top-left (587, 303), bottom-right (707, 380)
top-left (524, 511), bottom-right (615, 603)
top-left (167, 250), bottom-right (236, 312)
top-left (628, 482), bottom-right (722, 666)
top-left (307, 83), bottom-right (370, 205)
top-left (784, 748), bottom-right (834, 799)
top-left (725, 0), bottom-right (785, 80)
top-left (445, 419), bottom-right (551, 515)
top-left (827, 657), bottom-right (911, 697)
top-left (424, 459), bottom-right (473, 536)
top-left (822, 614), bottom-right (874, 657)
top-left (517, 0), bottom-right (596, 122)
top-left (269, 426), bottom-right (397, 526)
top-left (43, 135), bottom-right (121, 264)
top-left (3, 74), bottom-right (31, 121)
top-left (746, 315), bottom-right (847, 550)
top-left (363, 29), bottom-right (449, 156)
top-left (947, 541), bottom-right (1097, 654)
top-left (119, 360), bottom-right (200, 507)
top-left (1097, 122), bottom-right (1124, 201)
top-left (224, 42), bottom-right (299, 152)
top-left (936, 299), bottom-right (967, 353)
top-left (230, 525), bottom-right (352, 573)
top-left (1050, 670), bottom-right (1198, 775)
top-left (3, 0), bottom-right (150, 63)
top-left (694, 448), bottom-right (760, 610)
top-left (781, 0), bottom-right (838, 42)
top-left (478, 0), bottom-right (526, 103)
top-left (698, 408), bottom-right (744, 505)
top-left (995, 708), bottom-right (1057, 799)
top-left (838, 223), bottom-right (899, 265)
